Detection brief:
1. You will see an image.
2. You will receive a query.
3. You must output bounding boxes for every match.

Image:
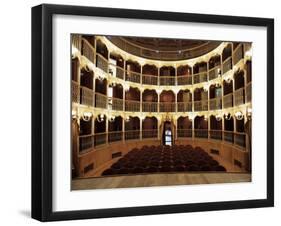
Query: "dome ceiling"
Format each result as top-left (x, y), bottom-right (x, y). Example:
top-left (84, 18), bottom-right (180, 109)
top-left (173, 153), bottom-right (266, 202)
top-left (106, 36), bottom-right (221, 61)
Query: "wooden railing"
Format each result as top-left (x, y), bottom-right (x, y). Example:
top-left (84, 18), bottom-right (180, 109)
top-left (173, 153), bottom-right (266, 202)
top-left (234, 132), bottom-right (246, 147)
top-left (95, 92), bottom-right (107, 109)
top-left (224, 131), bottom-right (234, 143)
top-left (177, 102), bottom-right (192, 112)
top-left (80, 86), bottom-right (94, 106)
top-left (159, 76), bottom-right (175, 85)
top-left (222, 56), bottom-right (232, 74)
top-left (72, 80), bottom-right (80, 103)
top-left (177, 129), bottom-right (192, 138)
top-left (194, 100), bottom-right (208, 111)
top-left (209, 97), bottom-right (222, 110)
top-left (177, 75), bottom-right (192, 85)
top-left (142, 74), bottom-right (158, 85)
top-left (193, 72), bottom-right (207, 84)
top-left (112, 97), bottom-right (123, 111)
top-left (96, 53), bottom-right (108, 73)
top-left (142, 102), bottom-right (158, 112)
top-left (126, 71), bottom-right (141, 83)
top-left (208, 66), bottom-right (221, 80)
top-left (94, 132), bottom-right (107, 146)
top-left (82, 38), bottom-right (95, 64)
top-left (246, 82), bottom-right (252, 103)
top-left (223, 93), bottom-right (233, 108)
top-left (116, 66), bottom-right (125, 80)
top-left (79, 134), bottom-right (94, 152)
top-left (233, 44), bottom-right (243, 65)
top-left (209, 130), bottom-right (222, 140)
top-left (142, 129), bottom-right (158, 139)
top-left (125, 100), bottom-right (140, 112)
top-left (108, 131), bottom-right (123, 143)
top-left (125, 130), bottom-right (140, 140)
top-left (234, 87), bottom-right (245, 106)
top-left (194, 129), bottom-right (208, 138)
top-left (159, 102), bottom-right (176, 112)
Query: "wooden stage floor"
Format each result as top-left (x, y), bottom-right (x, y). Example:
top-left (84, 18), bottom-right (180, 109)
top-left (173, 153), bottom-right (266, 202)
top-left (72, 172), bottom-right (251, 190)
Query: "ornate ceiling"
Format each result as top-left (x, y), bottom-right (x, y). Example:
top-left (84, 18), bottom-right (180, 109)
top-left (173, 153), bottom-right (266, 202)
top-left (106, 36), bottom-right (221, 61)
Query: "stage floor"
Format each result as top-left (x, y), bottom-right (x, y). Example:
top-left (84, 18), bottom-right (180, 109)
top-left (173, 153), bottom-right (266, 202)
top-left (72, 172), bottom-right (251, 190)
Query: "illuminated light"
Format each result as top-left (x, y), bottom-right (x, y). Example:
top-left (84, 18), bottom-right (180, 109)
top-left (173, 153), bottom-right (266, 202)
top-left (234, 111), bottom-right (244, 120)
top-left (245, 48), bottom-right (252, 57)
top-left (82, 111), bottom-right (93, 122)
top-left (72, 109), bottom-right (77, 119)
top-left (215, 115), bottom-right (222, 121)
top-left (224, 113), bottom-right (232, 120)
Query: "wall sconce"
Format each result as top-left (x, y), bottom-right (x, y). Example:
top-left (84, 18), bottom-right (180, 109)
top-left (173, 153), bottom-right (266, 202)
top-left (247, 107), bottom-right (252, 119)
top-left (204, 115), bottom-right (208, 121)
top-left (215, 115), bottom-right (222, 121)
top-left (125, 116), bottom-right (130, 122)
top-left (82, 111), bottom-right (93, 122)
top-left (224, 113), bottom-right (232, 120)
top-left (109, 115), bottom-right (115, 122)
top-left (123, 84), bottom-right (130, 92)
top-left (96, 114), bottom-right (105, 123)
top-left (234, 111), bottom-right (244, 120)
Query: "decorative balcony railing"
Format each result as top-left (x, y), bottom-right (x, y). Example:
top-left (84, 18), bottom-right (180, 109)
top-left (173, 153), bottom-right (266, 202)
top-left (72, 80), bottom-right (80, 103)
top-left (125, 100), bottom-right (140, 112)
top-left (208, 66), bottom-right (221, 80)
top-left (95, 92), bottom-right (107, 109)
top-left (194, 129), bottom-right (208, 138)
top-left (233, 44), bottom-right (243, 65)
top-left (112, 97), bottom-right (123, 111)
top-left (81, 130), bottom-right (247, 149)
top-left (177, 102), bottom-right (192, 112)
top-left (234, 132), bottom-right (246, 147)
top-left (222, 57), bottom-right (232, 74)
top-left (82, 38), bottom-right (95, 64)
top-left (177, 129), bottom-right (192, 138)
top-left (160, 76), bottom-right (175, 86)
top-left (246, 82), bottom-right (252, 103)
top-left (209, 97), bottom-right (222, 110)
top-left (234, 87), bottom-right (245, 106)
top-left (125, 71), bottom-right (141, 83)
top-left (81, 86), bottom-right (94, 106)
top-left (142, 74), bottom-right (158, 85)
top-left (142, 129), bottom-right (158, 139)
top-left (96, 53), bottom-right (108, 73)
top-left (224, 131), bottom-right (234, 143)
top-left (116, 66), bottom-right (125, 80)
top-left (72, 35), bottom-right (81, 52)
top-left (108, 131), bottom-right (123, 143)
top-left (209, 130), bottom-right (222, 140)
top-left (193, 72), bottom-right (208, 84)
top-left (223, 93), bottom-right (233, 108)
top-left (159, 102), bottom-right (176, 112)
top-left (94, 132), bottom-right (107, 147)
top-left (79, 134), bottom-right (94, 152)
top-left (177, 75), bottom-right (192, 85)
top-left (125, 130), bottom-right (140, 140)
top-left (194, 100), bottom-right (208, 111)
top-left (142, 102), bottom-right (158, 112)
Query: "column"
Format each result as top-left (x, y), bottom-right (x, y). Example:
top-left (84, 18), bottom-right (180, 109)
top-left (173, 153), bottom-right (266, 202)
top-left (92, 76), bottom-right (96, 107)
top-left (122, 117), bottom-right (125, 143)
top-left (140, 118), bottom-right (142, 140)
top-left (105, 115), bottom-right (109, 145)
top-left (123, 87), bottom-right (126, 111)
top-left (191, 117), bottom-right (195, 139)
top-left (175, 66), bottom-right (177, 85)
top-left (140, 90), bottom-right (143, 113)
top-left (206, 61), bottom-right (209, 81)
top-left (140, 65), bottom-right (143, 84)
top-left (157, 92), bottom-right (160, 113)
top-left (207, 116), bottom-right (210, 140)
top-left (157, 67), bottom-right (160, 86)
top-left (94, 37), bottom-right (97, 65)
top-left (175, 91), bottom-right (178, 113)
top-left (222, 115), bottom-right (225, 142)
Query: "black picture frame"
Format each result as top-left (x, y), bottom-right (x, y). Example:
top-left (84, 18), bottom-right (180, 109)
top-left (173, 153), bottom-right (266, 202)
top-left (31, 4), bottom-right (274, 222)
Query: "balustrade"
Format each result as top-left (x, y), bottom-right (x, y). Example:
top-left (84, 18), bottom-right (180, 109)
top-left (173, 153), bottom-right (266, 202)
top-left (142, 74), bottom-right (158, 85)
top-left (223, 93), bottom-right (233, 108)
top-left (209, 97), bottom-right (222, 110)
top-left (142, 129), bottom-right (158, 139)
top-left (112, 97), bottom-right (123, 111)
top-left (194, 129), bottom-right (208, 138)
top-left (222, 57), bottom-right (232, 74)
top-left (177, 129), bottom-right (192, 138)
top-left (194, 100), bottom-right (208, 111)
top-left (246, 82), bottom-right (252, 103)
top-left (72, 81), bottom-right (80, 103)
top-left (125, 100), bottom-right (140, 112)
top-left (126, 71), bottom-right (141, 83)
top-left (72, 35), bottom-right (81, 51)
top-left (96, 53), bottom-right (108, 73)
top-left (177, 75), bottom-right (192, 85)
top-left (80, 86), bottom-right (94, 106)
top-left (95, 92), bottom-right (107, 109)
top-left (234, 87), bottom-right (245, 106)
top-left (160, 76), bottom-right (175, 85)
top-left (209, 130), bottom-right (222, 140)
top-left (79, 134), bottom-right (94, 152)
top-left (193, 72), bottom-right (207, 84)
top-left (208, 66), bottom-right (221, 80)
top-left (82, 39), bottom-right (95, 64)
top-left (125, 130), bottom-right (140, 140)
top-left (177, 102), bottom-right (192, 112)
top-left (142, 102), bottom-right (158, 112)
top-left (108, 131), bottom-right (123, 143)
top-left (159, 102), bottom-right (176, 112)
top-left (233, 44), bottom-right (243, 65)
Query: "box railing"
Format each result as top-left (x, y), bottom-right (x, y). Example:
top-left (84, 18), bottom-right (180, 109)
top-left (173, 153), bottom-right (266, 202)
top-left (222, 56), bottom-right (232, 74)
top-left (72, 80), bottom-right (80, 103)
top-left (177, 129), bottom-right (192, 138)
top-left (177, 75), bottom-right (192, 85)
top-left (159, 76), bottom-right (176, 86)
top-left (177, 102), bottom-right (192, 112)
top-left (142, 102), bottom-right (158, 112)
top-left (96, 53), bottom-right (108, 73)
top-left (126, 71), bottom-right (141, 83)
top-left (208, 66), bottom-right (221, 80)
top-left (125, 100), bottom-right (140, 112)
top-left (223, 93), bottom-right (233, 108)
top-left (159, 102), bottom-right (176, 112)
top-left (142, 74), bottom-right (158, 85)
top-left (95, 92), bottom-right (107, 109)
top-left (233, 44), bottom-right (243, 65)
top-left (142, 129), bottom-right (158, 139)
top-left (209, 97), bottom-right (222, 110)
top-left (80, 86), bottom-right (94, 106)
top-left (234, 87), bottom-right (245, 106)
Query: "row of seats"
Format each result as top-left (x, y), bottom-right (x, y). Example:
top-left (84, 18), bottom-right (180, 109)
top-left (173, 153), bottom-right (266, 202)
top-left (102, 145), bottom-right (226, 176)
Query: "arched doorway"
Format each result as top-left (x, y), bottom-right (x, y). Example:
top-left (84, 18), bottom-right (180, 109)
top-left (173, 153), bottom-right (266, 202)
top-left (162, 121), bottom-right (173, 146)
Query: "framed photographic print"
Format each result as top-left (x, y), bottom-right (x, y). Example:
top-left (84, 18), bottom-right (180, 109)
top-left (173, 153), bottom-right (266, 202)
top-left (32, 4), bottom-right (274, 221)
